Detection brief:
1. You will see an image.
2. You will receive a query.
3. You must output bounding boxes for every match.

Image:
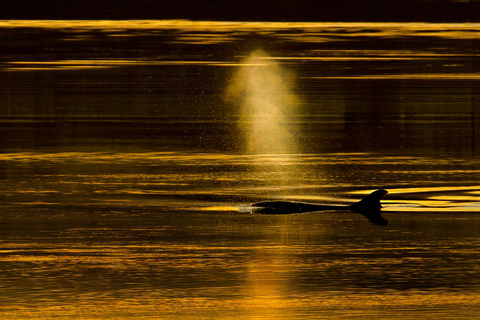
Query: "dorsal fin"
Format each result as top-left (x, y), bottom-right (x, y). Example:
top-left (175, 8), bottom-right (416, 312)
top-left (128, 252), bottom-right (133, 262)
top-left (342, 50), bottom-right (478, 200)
top-left (349, 189), bottom-right (388, 226)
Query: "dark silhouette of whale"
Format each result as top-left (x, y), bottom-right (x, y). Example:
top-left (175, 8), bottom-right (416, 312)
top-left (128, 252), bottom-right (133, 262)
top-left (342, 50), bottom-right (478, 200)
top-left (250, 189), bottom-right (388, 226)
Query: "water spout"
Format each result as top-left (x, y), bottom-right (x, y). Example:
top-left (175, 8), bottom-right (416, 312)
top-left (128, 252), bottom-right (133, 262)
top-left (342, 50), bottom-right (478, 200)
top-left (225, 49), bottom-right (300, 154)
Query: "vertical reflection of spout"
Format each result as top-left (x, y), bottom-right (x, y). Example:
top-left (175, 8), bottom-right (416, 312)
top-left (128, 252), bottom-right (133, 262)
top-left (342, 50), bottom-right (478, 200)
top-left (225, 49), bottom-right (299, 154)
top-left (225, 51), bottom-right (303, 316)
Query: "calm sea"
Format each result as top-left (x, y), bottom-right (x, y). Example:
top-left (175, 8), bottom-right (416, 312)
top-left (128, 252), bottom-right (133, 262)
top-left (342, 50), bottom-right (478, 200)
top-left (0, 21), bottom-right (480, 319)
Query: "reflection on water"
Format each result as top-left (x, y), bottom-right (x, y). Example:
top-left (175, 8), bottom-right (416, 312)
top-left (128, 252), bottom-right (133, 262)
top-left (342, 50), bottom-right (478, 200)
top-left (1, 20), bottom-right (480, 319)
top-left (1, 151), bottom-right (480, 319)
top-left (2, 20), bottom-right (480, 37)
top-left (1, 151), bottom-right (479, 210)
top-left (1, 151), bottom-right (480, 318)
top-left (0, 151), bottom-right (480, 319)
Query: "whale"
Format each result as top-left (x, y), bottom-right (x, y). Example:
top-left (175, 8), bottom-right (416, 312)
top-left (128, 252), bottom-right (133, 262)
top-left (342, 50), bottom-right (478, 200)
top-left (250, 189), bottom-right (388, 226)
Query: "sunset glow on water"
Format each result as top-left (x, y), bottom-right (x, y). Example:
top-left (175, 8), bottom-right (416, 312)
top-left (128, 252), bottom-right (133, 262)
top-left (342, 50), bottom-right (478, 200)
top-left (0, 20), bottom-right (480, 319)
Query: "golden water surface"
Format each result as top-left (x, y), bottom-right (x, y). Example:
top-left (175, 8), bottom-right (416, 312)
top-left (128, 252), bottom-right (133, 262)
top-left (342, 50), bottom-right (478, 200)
top-left (0, 20), bottom-right (479, 319)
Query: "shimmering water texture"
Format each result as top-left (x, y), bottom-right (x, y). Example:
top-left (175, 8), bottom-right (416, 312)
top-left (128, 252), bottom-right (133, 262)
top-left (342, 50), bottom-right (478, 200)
top-left (1, 21), bottom-right (480, 320)
top-left (1, 152), bottom-right (480, 319)
top-left (1, 20), bottom-right (480, 74)
top-left (1, 152), bottom-right (479, 212)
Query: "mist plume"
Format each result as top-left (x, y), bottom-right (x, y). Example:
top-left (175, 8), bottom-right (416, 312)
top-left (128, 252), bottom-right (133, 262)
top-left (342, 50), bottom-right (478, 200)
top-left (225, 49), bottom-right (300, 154)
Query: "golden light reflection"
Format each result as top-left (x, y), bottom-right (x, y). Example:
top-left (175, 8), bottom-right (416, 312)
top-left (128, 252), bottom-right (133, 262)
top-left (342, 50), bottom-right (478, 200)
top-left (352, 186), bottom-right (480, 195)
top-left (307, 74), bottom-right (480, 80)
top-left (4, 20), bottom-right (480, 74)
top-left (430, 195), bottom-right (480, 201)
top-left (1, 21), bottom-right (480, 40)
top-left (242, 246), bottom-right (296, 320)
top-left (353, 186), bottom-right (480, 212)
top-left (1, 291), bottom-right (479, 320)
top-left (194, 206), bottom-right (240, 212)
top-left (267, 56), bottom-right (440, 61)
top-left (5, 59), bottom-right (237, 71)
